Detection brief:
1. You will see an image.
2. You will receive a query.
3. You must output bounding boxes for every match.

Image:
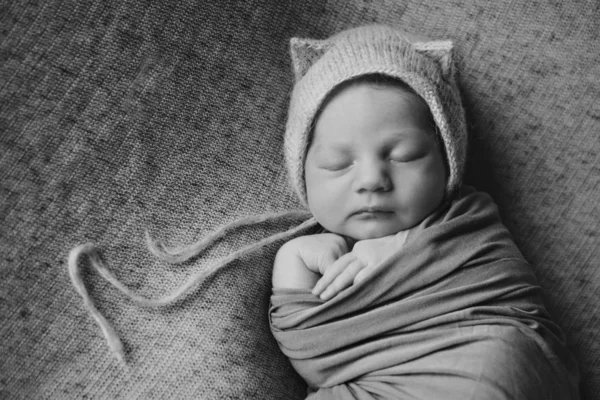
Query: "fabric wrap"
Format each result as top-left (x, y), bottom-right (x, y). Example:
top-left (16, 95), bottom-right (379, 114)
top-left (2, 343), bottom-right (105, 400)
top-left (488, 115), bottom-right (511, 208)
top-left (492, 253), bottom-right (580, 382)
top-left (270, 190), bottom-right (579, 399)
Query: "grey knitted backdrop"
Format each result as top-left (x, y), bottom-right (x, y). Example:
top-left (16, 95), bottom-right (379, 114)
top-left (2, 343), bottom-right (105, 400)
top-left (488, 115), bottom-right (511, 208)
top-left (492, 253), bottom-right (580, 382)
top-left (1, 0), bottom-right (598, 399)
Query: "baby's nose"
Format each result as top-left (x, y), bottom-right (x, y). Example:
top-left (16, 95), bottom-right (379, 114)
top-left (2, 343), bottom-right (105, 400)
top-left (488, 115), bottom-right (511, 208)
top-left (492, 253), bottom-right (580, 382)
top-left (353, 160), bottom-right (392, 193)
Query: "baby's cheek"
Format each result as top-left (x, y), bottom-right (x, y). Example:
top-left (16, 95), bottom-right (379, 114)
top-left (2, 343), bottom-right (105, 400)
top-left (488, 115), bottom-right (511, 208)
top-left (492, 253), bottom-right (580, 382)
top-left (313, 197), bottom-right (351, 235)
top-left (414, 179), bottom-right (445, 218)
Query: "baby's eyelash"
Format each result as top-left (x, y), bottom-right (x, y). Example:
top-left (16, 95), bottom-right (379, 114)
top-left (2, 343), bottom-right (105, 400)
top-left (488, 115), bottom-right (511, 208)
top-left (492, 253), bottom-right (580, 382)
top-left (321, 162), bottom-right (352, 171)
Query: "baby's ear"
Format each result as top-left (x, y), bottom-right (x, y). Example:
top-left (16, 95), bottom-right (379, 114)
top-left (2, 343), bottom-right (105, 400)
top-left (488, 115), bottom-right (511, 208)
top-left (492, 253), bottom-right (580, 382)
top-left (413, 40), bottom-right (455, 79)
top-left (290, 37), bottom-right (331, 81)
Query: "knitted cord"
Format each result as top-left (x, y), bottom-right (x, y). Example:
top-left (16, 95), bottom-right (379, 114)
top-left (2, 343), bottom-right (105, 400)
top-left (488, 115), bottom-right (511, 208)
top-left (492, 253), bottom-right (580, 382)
top-left (68, 210), bottom-right (317, 363)
top-left (68, 244), bottom-right (126, 364)
top-left (146, 210), bottom-right (312, 263)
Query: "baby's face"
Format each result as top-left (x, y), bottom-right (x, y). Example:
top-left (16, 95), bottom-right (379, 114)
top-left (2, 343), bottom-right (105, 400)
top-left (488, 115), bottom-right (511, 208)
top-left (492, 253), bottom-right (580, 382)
top-left (305, 82), bottom-right (447, 241)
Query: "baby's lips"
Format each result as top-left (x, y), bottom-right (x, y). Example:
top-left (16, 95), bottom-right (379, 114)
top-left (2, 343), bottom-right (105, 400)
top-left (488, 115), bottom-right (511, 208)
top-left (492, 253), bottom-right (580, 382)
top-left (350, 206), bottom-right (394, 216)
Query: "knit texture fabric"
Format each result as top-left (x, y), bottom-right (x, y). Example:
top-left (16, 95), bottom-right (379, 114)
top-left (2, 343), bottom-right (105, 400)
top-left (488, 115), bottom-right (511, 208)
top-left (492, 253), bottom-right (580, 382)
top-left (1, 0), bottom-right (599, 399)
top-left (285, 24), bottom-right (467, 205)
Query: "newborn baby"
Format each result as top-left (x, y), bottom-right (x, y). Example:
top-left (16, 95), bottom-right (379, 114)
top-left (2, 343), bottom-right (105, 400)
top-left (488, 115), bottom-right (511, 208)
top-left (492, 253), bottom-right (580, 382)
top-left (269, 24), bottom-right (579, 400)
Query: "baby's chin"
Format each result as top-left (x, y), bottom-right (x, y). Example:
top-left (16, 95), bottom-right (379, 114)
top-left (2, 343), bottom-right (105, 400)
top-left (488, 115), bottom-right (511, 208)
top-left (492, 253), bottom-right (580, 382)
top-left (336, 222), bottom-right (410, 243)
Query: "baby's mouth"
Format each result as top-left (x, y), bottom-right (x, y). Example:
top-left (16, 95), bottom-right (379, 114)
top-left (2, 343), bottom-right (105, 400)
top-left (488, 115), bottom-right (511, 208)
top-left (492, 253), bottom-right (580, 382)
top-left (352, 207), bottom-right (393, 216)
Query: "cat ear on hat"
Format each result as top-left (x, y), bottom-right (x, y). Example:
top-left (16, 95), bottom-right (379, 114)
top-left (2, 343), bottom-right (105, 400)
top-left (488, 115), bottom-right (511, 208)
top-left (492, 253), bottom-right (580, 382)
top-left (289, 37), bottom-right (331, 82)
top-left (413, 40), bottom-right (456, 80)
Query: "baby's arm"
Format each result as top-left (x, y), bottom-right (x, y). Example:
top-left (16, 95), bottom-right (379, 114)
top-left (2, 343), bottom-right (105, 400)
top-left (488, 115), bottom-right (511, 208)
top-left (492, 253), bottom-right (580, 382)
top-left (272, 233), bottom-right (349, 290)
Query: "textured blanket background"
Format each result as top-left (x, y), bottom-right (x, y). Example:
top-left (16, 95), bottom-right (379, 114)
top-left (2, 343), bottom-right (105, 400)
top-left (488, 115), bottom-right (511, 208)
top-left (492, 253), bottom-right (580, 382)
top-left (0, 0), bottom-right (598, 399)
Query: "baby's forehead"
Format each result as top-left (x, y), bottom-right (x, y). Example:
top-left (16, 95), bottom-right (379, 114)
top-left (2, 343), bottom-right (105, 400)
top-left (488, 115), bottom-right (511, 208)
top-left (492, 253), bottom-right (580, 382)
top-left (314, 80), bottom-right (434, 128)
top-left (319, 77), bottom-right (430, 115)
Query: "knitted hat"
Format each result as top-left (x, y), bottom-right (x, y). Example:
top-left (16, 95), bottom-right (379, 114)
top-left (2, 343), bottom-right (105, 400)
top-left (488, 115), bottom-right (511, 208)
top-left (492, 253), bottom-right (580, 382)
top-left (284, 24), bottom-right (467, 207)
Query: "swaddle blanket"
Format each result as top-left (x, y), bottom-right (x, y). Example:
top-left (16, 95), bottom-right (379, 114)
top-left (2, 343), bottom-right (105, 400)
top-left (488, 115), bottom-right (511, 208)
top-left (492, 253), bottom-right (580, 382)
top-left (270, 189), bottom-right (579, 399)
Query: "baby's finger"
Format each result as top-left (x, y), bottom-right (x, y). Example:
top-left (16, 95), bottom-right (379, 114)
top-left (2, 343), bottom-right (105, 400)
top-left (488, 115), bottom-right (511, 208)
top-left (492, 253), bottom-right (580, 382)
top-left (319, 259), bottom-right (365, 301)
top-left (353, 267), bottom-right (373, 285)
top-left (312, 253), bottom-right (355, 296)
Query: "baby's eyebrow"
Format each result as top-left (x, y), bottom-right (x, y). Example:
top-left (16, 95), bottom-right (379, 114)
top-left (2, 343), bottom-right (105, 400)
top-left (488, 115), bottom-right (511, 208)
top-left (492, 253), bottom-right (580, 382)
top-left (310, 129), bottom-right (428, 153)
top-left (311, 142), bottom-right (350, 154)
top-left (387, 128), bottom-right (430, 138)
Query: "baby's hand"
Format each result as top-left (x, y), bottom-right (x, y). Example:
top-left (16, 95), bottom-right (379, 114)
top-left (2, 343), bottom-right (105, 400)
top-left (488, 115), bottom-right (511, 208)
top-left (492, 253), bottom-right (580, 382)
top-left (272, 233), bottom-right (349, 290)
top-left (312, 231), bottom-right (408, 301)
top-left (292, 233), bottom-right (350, 274)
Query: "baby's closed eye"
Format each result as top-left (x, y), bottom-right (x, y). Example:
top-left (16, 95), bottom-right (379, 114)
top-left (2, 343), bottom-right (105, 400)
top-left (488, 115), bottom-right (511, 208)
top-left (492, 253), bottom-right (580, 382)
top-left (389, 147), bottom-right (427, 163)
top-left (315, 153), bottom-right (353, 171)
top-left (387, 139), bottom-right (432, 163)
